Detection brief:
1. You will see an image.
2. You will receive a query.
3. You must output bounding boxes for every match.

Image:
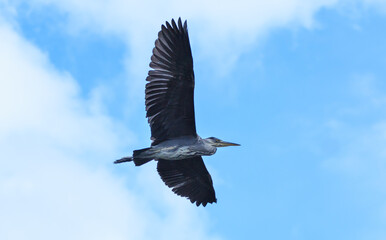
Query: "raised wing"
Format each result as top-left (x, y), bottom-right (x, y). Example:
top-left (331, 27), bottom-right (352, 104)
top-left (145, 18), bottom-right (196, 145)
top-left (157, 157), bottom-right (217, 207)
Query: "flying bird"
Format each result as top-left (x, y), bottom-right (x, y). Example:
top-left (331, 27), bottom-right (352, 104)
top-left (115, 18), bottom-right (239, 206)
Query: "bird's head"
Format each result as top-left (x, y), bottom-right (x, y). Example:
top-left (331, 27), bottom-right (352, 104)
top-left (204, 137), bottom-right (240, 147)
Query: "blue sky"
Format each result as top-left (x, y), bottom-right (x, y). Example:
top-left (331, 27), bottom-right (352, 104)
top-left (1, 0), bottom-right (386, 239)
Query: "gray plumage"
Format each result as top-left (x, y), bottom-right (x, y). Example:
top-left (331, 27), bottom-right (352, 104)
top-left (115, 18), bottom-right (239, 207)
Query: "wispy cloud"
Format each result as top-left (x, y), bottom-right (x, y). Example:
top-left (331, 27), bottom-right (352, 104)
top-left (363, 0), bottom-right (386, 12)
top-left (321, 75), bottom-right (386, 238)
top-left (324, 75), bottom-right (386, 185)
top-left (9, 0), bottom-right (340, 84)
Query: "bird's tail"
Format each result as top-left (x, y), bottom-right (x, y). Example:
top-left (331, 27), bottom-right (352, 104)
top-left (133, 148), bottom-right (153, 166)
top-left (114, 148), bottom-right (153, 166)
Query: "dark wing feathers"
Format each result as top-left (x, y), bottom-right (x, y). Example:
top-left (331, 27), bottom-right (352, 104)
top-left (157, 157), bottom-right (217, 207)
top-left (147, 19), bottom-right (216, 207)
top-left (146, 18), bottom-right (196, 145)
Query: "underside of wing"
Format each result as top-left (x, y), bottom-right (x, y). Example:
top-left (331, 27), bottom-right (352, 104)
top-left (146, 18), bottom-right (196, 145)
top-left (157, 157), bottom-right (217, 207)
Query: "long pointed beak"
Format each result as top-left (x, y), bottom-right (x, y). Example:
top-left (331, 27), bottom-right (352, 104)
top-left (218, 140), bottom-right (240, 147)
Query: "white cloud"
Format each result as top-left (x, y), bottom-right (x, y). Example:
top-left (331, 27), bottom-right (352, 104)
top-left (6, 0), bottom-right (383, 98)
top-left (6, 0), bottom-right (340, 91)
top-left (0, 17), bottom-right (219, 240)
top-left (0, 0), bottom-right (384, 84)
top-left (20, 0), bottom-right (385, 100)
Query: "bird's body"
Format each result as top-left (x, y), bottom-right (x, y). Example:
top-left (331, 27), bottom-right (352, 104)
top-left (115, 18), bottom-right (239, 207)
top-left (134, 136), bottom-right (217, 161)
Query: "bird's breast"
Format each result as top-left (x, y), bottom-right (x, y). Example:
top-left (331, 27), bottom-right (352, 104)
top-left (153, 146), bottom-right (194, 160)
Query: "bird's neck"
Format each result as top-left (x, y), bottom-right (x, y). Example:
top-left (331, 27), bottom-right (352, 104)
top-left (199, 138), bottom-right (217, 155)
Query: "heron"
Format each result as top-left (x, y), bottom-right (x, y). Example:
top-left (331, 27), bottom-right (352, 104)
top-left (114, 18), bottom-right (239, 207)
